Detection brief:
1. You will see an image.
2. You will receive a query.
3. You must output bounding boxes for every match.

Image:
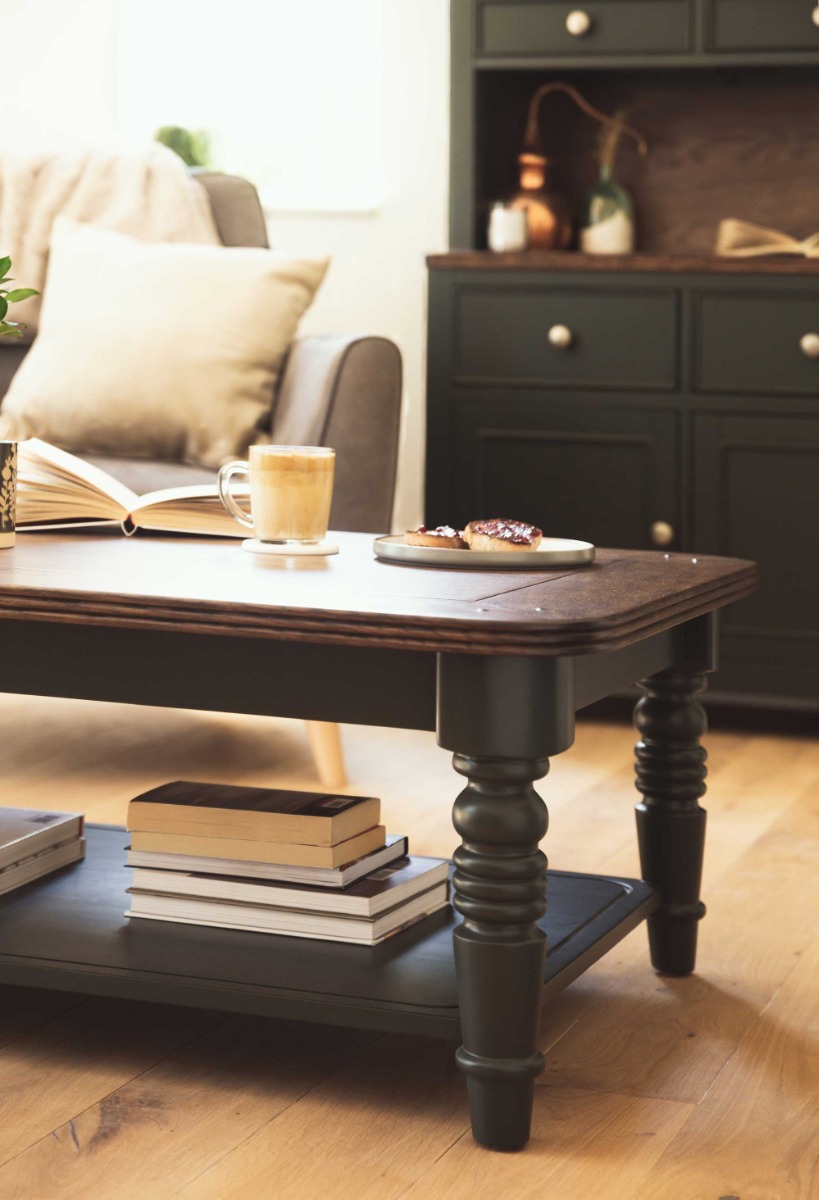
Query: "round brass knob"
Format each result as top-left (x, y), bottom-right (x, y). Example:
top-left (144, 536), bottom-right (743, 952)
top-left (651, 521), bottom-right (675, 548)
top-left (548, 324), bottom-right (573, 349)
top-left (800, 332), bottom-right (819, 359)
top-left (566, 10), bottom-right (592, 36)
top-left (812, 6), bottom-right (819, 28)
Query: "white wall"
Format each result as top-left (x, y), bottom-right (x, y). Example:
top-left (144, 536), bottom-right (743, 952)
top-left (266, 1), bottom-right (450, 530)
top-left (2, 0), bottom-right (121, 151)
top-left (1, 0), bottom-right (450, 529)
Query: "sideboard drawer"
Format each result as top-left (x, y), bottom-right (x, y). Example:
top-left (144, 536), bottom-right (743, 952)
top-left (454, 286), bottom-right (678, 391)
top-left (478, 2), bottom-right (692, 57)
top-left (695, 292), bottom-right (819, 396)
top-left (709, 1), bottom-right (819, 53)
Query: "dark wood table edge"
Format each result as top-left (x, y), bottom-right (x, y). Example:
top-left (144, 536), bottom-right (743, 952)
top-left (0, 564), bottom-right (758, 656)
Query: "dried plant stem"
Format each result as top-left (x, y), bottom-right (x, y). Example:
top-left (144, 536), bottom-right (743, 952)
top-left (523, 82), bottom-right (648, 158)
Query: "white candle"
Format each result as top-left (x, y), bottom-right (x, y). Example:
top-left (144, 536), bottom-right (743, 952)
top-left (488, 204), bottom-right (528, 253)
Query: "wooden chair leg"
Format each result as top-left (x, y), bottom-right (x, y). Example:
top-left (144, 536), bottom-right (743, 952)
top-left (305, 721), bottom-right (347, 790)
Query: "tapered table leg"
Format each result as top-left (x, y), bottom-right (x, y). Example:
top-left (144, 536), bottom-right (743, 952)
top-left (634, 667), bottom-right (708, 976)
top-left (451, 752), bottom-right (550, 1151)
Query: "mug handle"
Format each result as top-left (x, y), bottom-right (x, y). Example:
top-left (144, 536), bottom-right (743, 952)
top-left (217, 460), bottom-right (253, 529)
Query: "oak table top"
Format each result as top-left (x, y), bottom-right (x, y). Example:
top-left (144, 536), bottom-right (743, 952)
top-left (0, 530), bottom-right (758, 657)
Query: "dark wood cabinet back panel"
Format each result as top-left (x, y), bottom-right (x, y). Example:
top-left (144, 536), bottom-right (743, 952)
top-left (475, 68), bottom-right (819, 255)
top-left (478, 1), bottom-right (692, 57)
top-left (710, 1), bottom-right (819, 53)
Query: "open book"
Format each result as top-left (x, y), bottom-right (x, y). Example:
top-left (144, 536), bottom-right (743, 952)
top-left (17, 439), bottom-right (247, 537)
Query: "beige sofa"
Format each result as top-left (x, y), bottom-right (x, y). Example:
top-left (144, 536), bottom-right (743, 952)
top-left (0, 172), bottom-right (403, 786)
top-left (0, 171), bottom-right (403, 535)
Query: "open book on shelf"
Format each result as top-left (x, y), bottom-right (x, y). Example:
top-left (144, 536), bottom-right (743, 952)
top-left (17, 438), bottom-right (246, 537)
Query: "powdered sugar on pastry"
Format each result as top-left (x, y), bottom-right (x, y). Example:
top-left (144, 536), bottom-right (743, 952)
top-left (463, 519), bottom-right (542, 552)
top-left (405, 525), bottom-right (467, 549)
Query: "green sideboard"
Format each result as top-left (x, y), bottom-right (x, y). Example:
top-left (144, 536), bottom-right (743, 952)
top-left (426, 0), bottom-right (819, 708)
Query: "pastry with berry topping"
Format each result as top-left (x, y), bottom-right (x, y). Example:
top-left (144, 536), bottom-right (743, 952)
top-left (463, 519), bottom-right (542, 552)
top-left (405, 525), bottom-right (467, 549)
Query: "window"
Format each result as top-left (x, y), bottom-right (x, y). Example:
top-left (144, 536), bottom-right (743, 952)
top-left (119, 0), bottom-right (383, 212)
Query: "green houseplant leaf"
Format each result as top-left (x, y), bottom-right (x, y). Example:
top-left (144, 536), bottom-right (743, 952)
top-left (155, 125), bottom-right (213, 169)
top-left (2, 288), bottom-right (39, 303)
top-left (0, 255), bottom-right (38, 337)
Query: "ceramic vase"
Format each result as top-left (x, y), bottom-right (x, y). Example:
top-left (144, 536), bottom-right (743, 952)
top-left (580, 165), bottom-right (635, 255)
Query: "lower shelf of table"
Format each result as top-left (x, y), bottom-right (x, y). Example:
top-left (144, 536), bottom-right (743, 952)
top-left (0, 826), bottom-right (659, 1038)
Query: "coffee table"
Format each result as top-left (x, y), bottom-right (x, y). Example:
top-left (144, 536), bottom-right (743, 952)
top-left (0, 531), bottom-right (757, 1150)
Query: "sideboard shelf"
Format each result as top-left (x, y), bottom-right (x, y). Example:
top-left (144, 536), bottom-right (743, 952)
top-left (428, 251), bottom-right (819, 276)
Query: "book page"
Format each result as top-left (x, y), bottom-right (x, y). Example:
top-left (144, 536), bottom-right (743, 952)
top-left (131, 484), bottom-right (250, 538)
top-left (17, 438), bottom-right (138, 525)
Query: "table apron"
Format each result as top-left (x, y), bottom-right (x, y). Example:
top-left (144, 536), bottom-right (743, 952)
top-left (0, 614), bottom-right (716, 744)
top-left (0, 619), bottom-right (438, 730)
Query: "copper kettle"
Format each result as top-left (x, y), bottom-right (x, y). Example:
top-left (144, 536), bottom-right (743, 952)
top-left (509, 82), bottom-right (646, 251)
top-left (509, 151), bottom-right (572, 251)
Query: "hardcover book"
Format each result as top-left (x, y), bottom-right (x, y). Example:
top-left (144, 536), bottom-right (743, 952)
top-left (127, 781), bottom-right (380, 847)
top-left (125, 882), bottom-right (450, 945)
top-left (0, 808), bottom-right (84, 872)
top-left (130, 855), bottom-right (449, 918)
top-left (0, 838), bottom-right (86, 896)
top-left (125, 833), bottom-right (409, 888)
top-left (129, 825), bottom-right (386, 867)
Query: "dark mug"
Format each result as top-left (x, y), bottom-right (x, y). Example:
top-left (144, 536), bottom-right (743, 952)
top-left (0, 441), bottom-right (17, 548)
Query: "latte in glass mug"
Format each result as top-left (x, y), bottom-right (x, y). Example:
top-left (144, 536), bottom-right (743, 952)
top-left (218, 445), bottom-right (335, 543)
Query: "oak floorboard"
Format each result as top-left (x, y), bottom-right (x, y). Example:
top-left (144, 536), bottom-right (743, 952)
top-left (0, 986), bottom-right (86, 1050)
top-left (172, 1035), bottom-right (470, 1200)
top-left (399, 1084), bottom-right (694, 1200)
top-left (0, 1017), bottom-right (375, 1200)
top-left (532, 727), bottom-right (819, 1059)
top-left (633, 935), bottom-right (819, 1200)
top-left (0, 999), bottom-right (224, 1166)
top-left (544, 777), bottom-right (819, 1103)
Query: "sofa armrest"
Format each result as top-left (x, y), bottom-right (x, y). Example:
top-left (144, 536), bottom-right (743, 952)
top-left (272, 334), bottom-right (402, 534)
top-left (0, 342), bottom-right (27, 404)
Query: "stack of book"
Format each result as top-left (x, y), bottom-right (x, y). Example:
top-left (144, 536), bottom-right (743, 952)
top-left (125, 781), bottom-right (449, 945)
top-left (0, 808), bottom-right (85, 896)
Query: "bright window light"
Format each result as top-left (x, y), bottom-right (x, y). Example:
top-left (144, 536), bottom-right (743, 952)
top-left (119, 0), bottom-right (383, 212)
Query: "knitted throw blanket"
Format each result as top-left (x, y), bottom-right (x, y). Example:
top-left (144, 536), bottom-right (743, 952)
top-left (0, 145), bottom-right (220, 335)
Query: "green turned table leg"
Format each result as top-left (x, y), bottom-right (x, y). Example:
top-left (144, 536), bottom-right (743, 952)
top-left (437, 653), bottom-right (575, 1150)
top-left (634, 612), bottom-right (717, 976)
top-left (451, 752), bottom-right (550, 1150)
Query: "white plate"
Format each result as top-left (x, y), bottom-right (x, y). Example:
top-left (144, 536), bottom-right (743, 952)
top-left (373, 534), bottom-right (595, 570)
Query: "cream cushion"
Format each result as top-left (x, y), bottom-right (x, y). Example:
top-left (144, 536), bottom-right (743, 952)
top-left (1, 218), bottom-right (329, 467)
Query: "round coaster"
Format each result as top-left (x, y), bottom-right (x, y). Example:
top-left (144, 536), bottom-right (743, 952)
top-left (241, 538), bottom-right (339, 557)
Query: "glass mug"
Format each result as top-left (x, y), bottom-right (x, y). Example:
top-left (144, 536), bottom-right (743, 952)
top-left (218, 445), bottom-right (335, 544)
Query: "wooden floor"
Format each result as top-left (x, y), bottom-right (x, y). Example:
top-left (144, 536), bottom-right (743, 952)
top-left (0, 694), bottom-right (817, 1199)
